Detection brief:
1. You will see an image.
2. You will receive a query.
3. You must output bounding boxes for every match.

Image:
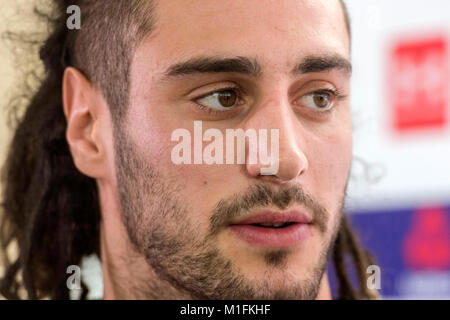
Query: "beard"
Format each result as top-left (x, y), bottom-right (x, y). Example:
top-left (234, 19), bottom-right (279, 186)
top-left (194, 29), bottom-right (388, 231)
top-left (113, 127), bottom-right (344, 300)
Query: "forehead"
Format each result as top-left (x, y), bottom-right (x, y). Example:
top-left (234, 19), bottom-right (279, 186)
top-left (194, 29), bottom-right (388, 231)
top-left (136, 0), bottom-right (349, 74)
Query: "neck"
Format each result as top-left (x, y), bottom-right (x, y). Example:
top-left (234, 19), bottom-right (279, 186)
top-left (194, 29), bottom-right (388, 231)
top-left (316, 273), bottom-right (333, 300)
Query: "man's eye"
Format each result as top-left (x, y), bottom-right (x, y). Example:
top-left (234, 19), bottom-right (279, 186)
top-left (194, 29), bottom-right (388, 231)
top-left (298, 90), bottom-right (336, 111)
top-left (195, 89), bottom-right (240, 111)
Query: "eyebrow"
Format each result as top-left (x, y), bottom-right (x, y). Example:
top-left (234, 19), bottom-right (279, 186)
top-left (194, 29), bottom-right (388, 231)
top-left (164, 56), bottom-right (262, 78)
top-left (162, 54), bottom-right (352, 79)
top-left (293, 54), bottom-right (352, 75)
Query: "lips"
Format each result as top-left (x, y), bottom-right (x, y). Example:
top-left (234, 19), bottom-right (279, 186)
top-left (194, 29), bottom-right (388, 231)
top-left (231, 210), bottom-right (312, 225)
top-left (229, 210), bottom-right (313, 248)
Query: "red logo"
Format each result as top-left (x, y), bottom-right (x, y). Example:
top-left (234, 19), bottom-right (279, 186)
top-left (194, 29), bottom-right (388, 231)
top-left (389, 36), bottom-right (449, 131)
top-left (403, 206), bottom-right (450, 270)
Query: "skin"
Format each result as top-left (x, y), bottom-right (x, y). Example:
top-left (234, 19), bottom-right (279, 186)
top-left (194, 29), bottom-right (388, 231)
top-left (63, 0), bottom-right (352, 299)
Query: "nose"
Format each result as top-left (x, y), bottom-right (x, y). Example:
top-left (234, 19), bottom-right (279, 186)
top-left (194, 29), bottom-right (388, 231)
top-left (244, 98), bottom-right (308, 183)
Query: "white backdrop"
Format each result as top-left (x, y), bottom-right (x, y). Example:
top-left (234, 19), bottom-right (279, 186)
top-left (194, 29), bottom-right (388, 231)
top-left (344, 0), bottom-right (450, 211)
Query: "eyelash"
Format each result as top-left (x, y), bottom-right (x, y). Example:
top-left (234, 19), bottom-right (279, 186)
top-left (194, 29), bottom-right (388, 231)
top-left (193, 86), bottom-right (244, 116)
top-left (302, 88), bottom-right (347, 114)
top-left (192, 86), bottom-right (347, 115)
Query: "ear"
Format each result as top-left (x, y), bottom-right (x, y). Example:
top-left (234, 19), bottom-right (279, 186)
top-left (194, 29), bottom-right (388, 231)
top-left (62, 67), bottom-right (109, 179)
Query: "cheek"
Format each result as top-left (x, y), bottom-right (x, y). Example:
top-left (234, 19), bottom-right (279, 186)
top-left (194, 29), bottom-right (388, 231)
top-left (127, 109), bottom-right (203, 186)
top-left (126, 104), bottom-right (232, 227)
top-left (306, 125), bottom-right (352, 212)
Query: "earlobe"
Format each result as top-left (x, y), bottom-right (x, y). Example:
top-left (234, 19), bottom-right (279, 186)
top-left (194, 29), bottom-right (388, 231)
top-left (62, 67), bottom-right (106, 178)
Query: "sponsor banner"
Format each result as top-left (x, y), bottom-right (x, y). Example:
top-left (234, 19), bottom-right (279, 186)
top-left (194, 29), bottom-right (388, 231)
top-left (338, 205), bottom-right (450, 299)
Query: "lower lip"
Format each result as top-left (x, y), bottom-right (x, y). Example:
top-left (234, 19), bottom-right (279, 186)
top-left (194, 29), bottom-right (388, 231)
top-left (229, 223), bottom-right (312, 248)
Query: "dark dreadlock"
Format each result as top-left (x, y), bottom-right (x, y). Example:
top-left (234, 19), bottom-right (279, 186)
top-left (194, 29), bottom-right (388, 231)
top-left (0, 0), bottom-right (378, 300)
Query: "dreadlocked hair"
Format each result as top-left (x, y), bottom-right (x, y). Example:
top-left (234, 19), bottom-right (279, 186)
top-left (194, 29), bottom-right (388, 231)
top-left (333, 215), bottom-right (379, 299)
top-left (0, 0), bottom-right (154, 299)
top-left (0, 0), bottom-right (378, 300)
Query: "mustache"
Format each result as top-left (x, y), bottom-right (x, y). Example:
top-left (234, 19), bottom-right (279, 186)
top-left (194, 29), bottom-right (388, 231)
top-left (208, 183), bottom-right (329, 237)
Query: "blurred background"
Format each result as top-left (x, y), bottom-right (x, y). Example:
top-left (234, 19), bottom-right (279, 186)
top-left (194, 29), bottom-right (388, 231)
top-left (341, 0), bottom-right (450, 299)
top-left (0, 0), bottom-right (449, 299)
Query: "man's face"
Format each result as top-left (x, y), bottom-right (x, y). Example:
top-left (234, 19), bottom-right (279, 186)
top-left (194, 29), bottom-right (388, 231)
top-left (112, 0), bottom-right (352, 299)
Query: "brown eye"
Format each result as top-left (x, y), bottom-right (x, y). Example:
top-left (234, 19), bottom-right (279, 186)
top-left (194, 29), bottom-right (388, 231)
top-left (298, 91), bottom-right (335, 111)
top-left (196, 89), bottom-right (240, 110)
top-left (313, 93), bottom-right (331, 109)
top-left (217, 90), bottom-right (238, 108)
